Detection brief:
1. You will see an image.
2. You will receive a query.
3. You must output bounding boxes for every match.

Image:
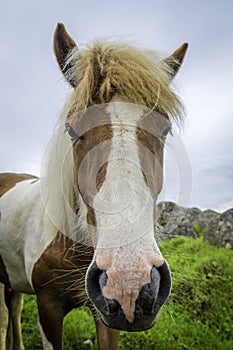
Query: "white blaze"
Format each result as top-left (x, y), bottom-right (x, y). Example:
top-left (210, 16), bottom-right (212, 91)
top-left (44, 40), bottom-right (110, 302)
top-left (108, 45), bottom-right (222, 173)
top-left (92, 101), bottom-right (164, 323)
top-left (93, 101), bottom-right (160, 249)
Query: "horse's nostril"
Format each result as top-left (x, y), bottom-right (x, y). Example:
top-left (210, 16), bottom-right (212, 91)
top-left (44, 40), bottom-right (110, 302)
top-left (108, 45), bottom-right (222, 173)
top-left (86, 261), bottom-right (108, 312)
top-left (140, 289), bottom-right (156, 312)
top-left (99, 269), bottom-right (108, 289)
top-left (86, 261), bottom-right (121, 317)
top-left (138, 266), bottom-right (160, 312)
top-left (108, 299), bottom-right (119, 313)
top-left (156, 260), bottom-right (172, 306)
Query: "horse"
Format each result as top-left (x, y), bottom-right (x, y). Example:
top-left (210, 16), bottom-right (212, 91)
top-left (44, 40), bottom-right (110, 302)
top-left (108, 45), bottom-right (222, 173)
top-left (0, 23), bottom-right (188, 350)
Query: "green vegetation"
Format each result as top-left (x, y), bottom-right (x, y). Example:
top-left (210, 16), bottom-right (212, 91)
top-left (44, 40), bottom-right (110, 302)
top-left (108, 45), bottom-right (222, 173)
top-left (192, 223), bottom-right (205, 238)
top-left (22, 236), bottom-right (233, 349)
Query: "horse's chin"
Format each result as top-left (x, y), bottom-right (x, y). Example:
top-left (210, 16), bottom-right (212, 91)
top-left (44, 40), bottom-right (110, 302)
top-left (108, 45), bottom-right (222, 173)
top-left (101, 317), bottom-right (157, 332)
top-left (94, 303), bottom-right (158, 332)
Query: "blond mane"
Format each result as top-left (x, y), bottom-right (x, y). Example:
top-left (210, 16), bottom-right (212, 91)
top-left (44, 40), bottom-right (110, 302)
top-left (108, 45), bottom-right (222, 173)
top-left (64, 41), bottom-right (184, 120)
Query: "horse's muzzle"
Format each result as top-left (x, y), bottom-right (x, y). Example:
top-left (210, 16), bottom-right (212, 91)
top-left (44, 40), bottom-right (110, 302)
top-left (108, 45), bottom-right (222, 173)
top-left (86, 260), bottom-right (171, 331)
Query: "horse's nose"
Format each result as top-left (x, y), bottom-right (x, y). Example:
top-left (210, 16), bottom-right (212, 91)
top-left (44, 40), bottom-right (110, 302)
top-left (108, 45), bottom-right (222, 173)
top-left (86, 260), bottom-right (171, 331)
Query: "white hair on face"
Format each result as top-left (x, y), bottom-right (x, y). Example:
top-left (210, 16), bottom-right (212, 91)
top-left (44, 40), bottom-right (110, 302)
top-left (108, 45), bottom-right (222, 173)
top-left (40, 98), bottom-right (88, 242)
top-left (93, 99), bottom-right (160, 249)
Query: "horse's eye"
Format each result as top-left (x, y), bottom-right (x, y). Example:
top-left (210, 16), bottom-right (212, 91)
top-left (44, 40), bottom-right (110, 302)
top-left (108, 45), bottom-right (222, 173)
top-left (65, 123), bottom-right (80, 142)
top-left (160, 127), bottom-right (171, 141)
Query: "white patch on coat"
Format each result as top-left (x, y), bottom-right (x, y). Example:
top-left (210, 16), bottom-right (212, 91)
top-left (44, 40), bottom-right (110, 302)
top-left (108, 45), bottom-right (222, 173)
top-left (0, 180), bottom-right (56, 292)
top-left (40, 111), bottom-right (77, 239)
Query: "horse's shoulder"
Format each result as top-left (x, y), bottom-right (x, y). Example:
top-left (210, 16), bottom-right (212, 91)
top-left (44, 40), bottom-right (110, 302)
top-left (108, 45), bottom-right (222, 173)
top-left (0, 173), bottom-right (38, 197)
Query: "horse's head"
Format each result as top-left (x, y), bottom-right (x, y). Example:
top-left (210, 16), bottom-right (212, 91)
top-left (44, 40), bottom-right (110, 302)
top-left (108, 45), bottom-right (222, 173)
top-left (53, 23), bottom-right (188, 331)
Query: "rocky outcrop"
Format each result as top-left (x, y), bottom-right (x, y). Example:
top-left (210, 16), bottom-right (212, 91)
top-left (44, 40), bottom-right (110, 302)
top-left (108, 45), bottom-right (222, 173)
top-left (157, 201), bottom-right (233, 249)
top-left (157, 202), bottom-right (197, 238)
top-left (204, 209), bottom-right (233, 249)
top-left (197, 209), bottom-right (220, 230)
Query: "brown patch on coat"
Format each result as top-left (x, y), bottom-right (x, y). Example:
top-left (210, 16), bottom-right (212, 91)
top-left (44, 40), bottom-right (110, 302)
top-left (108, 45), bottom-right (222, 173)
top-left (69, 107), bottom-right (112, 208)
top-left (73, 124), bottom-right (113, 198)
top-left (0, 255), bottom-right (11, 287)
top-left (32, 232), bottom-right (94, 348)
top-left (136, 112), bottom-right (171, 236)
top-left (32, 232), bottom-right (93, 309)
top-left (136, 112), bottom-right (170, 198)
top-left (0, 173), bottom-right (38, 198)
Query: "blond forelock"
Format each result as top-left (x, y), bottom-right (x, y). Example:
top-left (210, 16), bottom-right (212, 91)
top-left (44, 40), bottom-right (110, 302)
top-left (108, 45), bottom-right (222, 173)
top-left (65, 41), bottom-right (184, 121)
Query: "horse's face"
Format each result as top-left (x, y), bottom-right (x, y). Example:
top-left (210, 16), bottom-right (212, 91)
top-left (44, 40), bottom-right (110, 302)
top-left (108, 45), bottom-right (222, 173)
top-left (54, 23), bottom-right (188, 331)
top-left (66, 101), bottom-right (172, 330)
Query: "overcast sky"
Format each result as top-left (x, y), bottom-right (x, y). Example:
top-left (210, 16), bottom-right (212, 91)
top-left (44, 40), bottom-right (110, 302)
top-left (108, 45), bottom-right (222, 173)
top-left (0, 0), bottom-right (233, 212)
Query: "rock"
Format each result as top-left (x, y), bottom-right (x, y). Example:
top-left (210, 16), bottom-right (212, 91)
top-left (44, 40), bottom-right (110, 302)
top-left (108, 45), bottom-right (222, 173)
top-left (185, 207), bottom-right (202, 224)
top-left (157, 201), bottom-right (176, 226)
top-left (197, 209), bottom-right (220, 229)
top-left (170, 217), bottom-right (197, 239)
top-left (156, 223), bottom-right (166, 240)
top-left (156, 201), bottom-right (233, 248)
top-left (157, 201), bottom-right (196, 239)
top-left (157, 201), bottom-right (185, 227)
top-left (225, 242), bottom-right (232, 249)
top-left (204, 209), bottom-right (233, 248)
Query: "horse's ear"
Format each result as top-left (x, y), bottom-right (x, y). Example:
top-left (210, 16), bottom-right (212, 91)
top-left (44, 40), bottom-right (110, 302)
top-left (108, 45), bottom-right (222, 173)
top-left (53, 23), bottom-right (77, 87)
top-left (164, 43), bottom-right (188, 79)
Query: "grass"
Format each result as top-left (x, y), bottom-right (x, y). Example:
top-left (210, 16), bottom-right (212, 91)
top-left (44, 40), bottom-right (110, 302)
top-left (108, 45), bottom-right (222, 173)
top-left (21, 234), bottom-right (233, 349)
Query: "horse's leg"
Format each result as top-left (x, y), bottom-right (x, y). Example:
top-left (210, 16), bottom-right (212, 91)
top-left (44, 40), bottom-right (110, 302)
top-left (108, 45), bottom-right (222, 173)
top-left (0, 283), bottom-right (8, 350)
top-left (6, 290), bottom-right (24, 350)
top-left (94, 319), bottom-right (120, 350)
top-left (36, 291), bottom-right (65, 350)
top-left (38, 323), bottom-right (54, 350)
